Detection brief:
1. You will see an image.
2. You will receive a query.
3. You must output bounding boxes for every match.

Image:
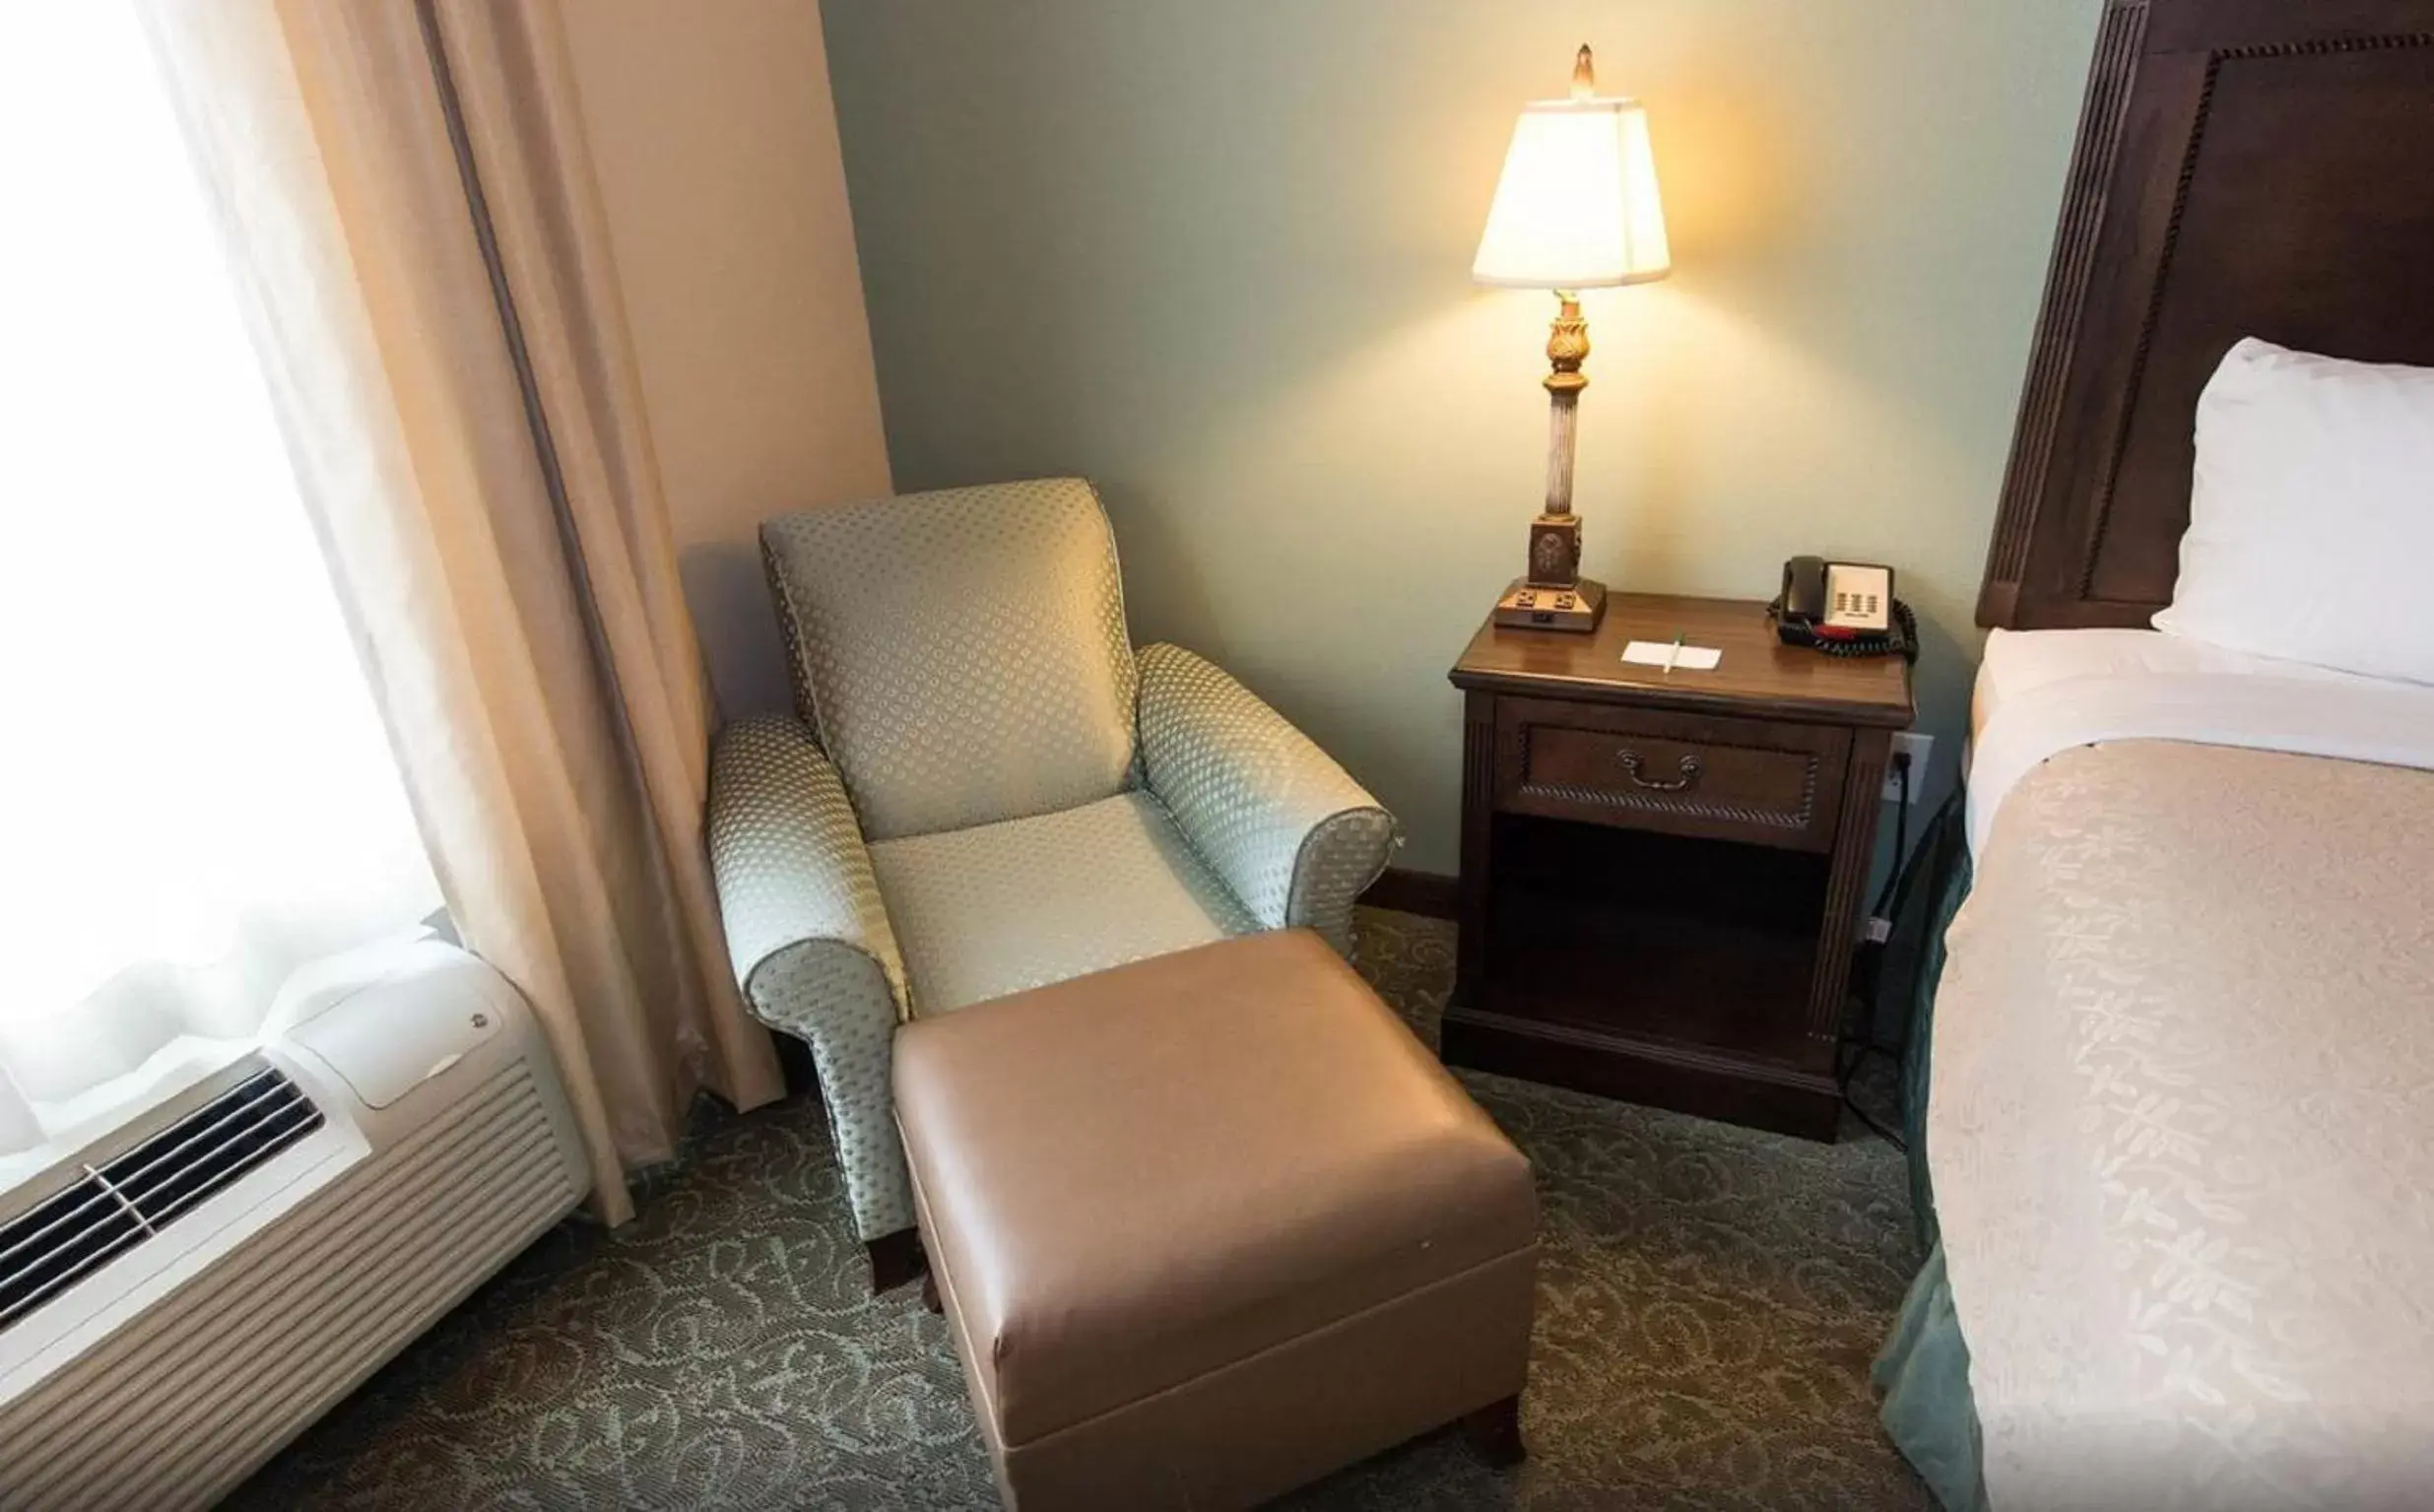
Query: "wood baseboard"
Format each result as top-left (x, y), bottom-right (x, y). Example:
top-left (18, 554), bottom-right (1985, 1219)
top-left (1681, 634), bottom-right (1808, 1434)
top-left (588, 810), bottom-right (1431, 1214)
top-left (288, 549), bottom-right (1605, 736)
top-left (1360, 867), bottom-right (1458, 920)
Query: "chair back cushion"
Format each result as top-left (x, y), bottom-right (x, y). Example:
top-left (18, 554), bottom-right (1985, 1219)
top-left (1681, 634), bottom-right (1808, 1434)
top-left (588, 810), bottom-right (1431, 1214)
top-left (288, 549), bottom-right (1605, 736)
top-left (760, 479), bottom-right (1139, 840)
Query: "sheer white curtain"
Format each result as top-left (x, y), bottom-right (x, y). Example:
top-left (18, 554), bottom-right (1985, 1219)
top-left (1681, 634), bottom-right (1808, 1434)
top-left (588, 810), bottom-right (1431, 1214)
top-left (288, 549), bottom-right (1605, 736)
top-left (0, 3), bottom-right (440, 1180)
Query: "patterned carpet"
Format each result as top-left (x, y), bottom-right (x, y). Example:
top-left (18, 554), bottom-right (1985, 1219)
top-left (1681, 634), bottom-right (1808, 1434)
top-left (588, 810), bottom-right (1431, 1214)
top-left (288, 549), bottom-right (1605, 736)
top-left (228, 910), bottom-right (1929, 1511)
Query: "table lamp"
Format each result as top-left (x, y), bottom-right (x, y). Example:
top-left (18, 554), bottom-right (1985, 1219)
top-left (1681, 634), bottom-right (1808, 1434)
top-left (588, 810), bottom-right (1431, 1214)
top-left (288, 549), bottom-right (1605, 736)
top-left (1474, 45), bottom-right (1672, 632)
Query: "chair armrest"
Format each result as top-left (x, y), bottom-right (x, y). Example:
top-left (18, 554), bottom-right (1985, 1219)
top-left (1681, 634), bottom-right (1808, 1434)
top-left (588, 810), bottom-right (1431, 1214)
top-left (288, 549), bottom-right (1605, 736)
top-left (707, 713), bottom-right (908, 1021)
top-left (707, 714), bottom-right (918, 1239)
top-left (1135, 643), bottom-right (1397, 950)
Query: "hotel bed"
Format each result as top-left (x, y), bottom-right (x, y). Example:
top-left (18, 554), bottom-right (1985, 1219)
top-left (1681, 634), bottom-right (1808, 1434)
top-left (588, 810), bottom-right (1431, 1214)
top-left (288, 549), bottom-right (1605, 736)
top-left (1908, 633), bottom-right (2434, 1507)
top-left (1876, 0), bottom-right (2434, 1505)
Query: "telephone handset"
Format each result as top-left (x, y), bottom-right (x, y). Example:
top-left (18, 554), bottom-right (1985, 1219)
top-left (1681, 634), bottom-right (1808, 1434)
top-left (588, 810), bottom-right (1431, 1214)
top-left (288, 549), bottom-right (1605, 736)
top-left (1769, 557), bottom-right (1917, 661)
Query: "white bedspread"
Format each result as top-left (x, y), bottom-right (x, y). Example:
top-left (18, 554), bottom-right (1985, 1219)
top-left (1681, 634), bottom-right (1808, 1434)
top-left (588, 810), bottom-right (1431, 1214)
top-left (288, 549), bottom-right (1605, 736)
top-left (1936, 635), bottom-right (2434, 1508)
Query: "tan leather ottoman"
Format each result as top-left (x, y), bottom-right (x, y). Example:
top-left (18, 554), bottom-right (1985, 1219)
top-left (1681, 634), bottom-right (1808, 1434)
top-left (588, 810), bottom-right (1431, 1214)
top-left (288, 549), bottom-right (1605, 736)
top-left (892, 929), bottom-right (1538, 1512)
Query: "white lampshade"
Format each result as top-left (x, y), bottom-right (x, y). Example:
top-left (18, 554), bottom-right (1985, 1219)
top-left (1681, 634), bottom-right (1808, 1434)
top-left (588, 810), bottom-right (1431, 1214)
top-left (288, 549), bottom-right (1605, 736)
top-left (1472, 93), bottom-right (1672, 290)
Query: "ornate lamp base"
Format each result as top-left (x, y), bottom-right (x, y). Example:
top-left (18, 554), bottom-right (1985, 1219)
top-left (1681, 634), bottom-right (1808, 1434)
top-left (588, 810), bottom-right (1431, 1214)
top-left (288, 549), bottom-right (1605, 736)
top-left (1493, 574), bottom-right (1606, 632)
top-left (1491, 292), bottom-right (1609, 634)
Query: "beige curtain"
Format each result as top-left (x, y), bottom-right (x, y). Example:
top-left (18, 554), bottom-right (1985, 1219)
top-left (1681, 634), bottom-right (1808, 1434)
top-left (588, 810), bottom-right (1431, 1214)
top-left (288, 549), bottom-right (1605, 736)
top-left (141, 0), bottom-right (784, 1224)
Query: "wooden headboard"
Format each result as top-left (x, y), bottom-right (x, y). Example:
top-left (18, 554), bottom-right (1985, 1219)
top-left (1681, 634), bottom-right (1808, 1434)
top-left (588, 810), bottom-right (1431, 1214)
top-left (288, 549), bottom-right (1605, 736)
top-left (1979, 0), bottom-right (2434, 629)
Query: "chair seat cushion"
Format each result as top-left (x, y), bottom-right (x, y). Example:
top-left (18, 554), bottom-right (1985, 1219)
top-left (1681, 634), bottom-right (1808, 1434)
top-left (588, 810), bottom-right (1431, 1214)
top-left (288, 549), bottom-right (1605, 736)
top-left (868, 791), bottom-right (1256, 1015)
top-left (891, 931), bottom-right (1538, 1471)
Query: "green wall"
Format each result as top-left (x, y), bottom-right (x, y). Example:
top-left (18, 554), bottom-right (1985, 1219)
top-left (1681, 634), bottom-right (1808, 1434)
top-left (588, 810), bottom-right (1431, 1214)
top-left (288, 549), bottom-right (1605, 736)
top-left (822, 0), bottom-right (2101, 875)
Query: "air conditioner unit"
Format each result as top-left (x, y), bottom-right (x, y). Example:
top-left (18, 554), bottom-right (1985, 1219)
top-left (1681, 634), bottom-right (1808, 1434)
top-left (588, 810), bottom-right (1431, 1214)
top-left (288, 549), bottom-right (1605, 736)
top-left (0, 939), bottom-right (591, 1511)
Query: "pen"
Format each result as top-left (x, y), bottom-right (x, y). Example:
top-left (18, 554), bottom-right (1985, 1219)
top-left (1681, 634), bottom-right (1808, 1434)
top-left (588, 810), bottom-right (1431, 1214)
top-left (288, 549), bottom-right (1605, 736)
top-left (1663, 631), bottom-right (1682, 676)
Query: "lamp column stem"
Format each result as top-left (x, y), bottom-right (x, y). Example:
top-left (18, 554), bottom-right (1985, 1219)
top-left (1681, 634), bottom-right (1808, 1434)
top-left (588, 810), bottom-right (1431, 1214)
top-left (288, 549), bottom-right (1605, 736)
top-left (1544, 385), bottom-right (1580, 517)
top-left (1530, 292), bottom-right (1591, 587)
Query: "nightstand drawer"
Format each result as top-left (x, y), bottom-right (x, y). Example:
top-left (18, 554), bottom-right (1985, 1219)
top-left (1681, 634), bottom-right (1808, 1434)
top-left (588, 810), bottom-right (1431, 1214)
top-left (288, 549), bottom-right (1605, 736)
top-left (1492, 698), bottom-right (1850, 852)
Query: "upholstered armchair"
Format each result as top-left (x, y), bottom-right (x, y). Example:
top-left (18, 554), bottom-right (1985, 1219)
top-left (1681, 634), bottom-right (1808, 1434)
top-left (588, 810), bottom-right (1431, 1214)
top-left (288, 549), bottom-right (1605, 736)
top-left (706, 479), bottom-right (1396, 1287)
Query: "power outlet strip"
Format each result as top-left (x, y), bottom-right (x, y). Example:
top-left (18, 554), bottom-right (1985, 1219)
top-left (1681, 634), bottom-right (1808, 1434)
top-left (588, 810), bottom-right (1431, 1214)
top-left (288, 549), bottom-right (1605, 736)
top-left (1883, 732), bottom-right (1933, 803)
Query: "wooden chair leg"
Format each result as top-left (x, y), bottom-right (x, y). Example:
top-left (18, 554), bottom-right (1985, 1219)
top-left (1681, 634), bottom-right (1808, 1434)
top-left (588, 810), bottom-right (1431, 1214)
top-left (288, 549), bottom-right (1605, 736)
top-left (920, 1270), bottom-right (942, 1315)
top-left (1459, 1394), bottom-right (1525, 1468)
top-left (865, 1228), bottom-right (927, 1295)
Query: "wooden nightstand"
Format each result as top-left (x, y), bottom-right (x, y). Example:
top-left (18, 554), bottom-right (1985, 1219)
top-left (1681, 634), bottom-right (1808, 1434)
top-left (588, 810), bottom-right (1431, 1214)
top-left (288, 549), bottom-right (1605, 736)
top-left (1445, 591), bottom-right (1915, 1139)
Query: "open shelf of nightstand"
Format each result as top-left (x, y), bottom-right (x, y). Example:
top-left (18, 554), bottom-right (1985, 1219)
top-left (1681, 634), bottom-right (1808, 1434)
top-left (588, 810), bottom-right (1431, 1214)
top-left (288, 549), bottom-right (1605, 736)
top-left (1482, 817), bottom-right (1826, 1069)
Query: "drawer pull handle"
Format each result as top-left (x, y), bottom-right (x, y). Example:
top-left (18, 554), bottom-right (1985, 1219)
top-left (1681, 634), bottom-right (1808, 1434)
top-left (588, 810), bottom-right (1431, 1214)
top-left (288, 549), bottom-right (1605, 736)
top-left (1616, 751), bottom-right (1702, 792)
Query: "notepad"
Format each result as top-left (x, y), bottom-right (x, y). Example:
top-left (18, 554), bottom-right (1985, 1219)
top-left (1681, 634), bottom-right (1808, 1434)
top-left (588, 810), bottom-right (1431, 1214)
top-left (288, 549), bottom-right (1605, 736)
top-left (1620, 640), bottom-right (1722, 673)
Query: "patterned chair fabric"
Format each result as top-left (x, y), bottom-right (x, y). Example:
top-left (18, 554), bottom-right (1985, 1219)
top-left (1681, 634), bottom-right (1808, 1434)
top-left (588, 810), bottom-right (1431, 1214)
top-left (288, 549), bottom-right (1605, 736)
top-left (706, 715), bottom-right (917, 1238)
top-left (758, 479), bottom-right (1139, 842)
top-left (1135, 643), bottom-right (1400, 955)
top-left (709, 479), bottom-right (1397, 1245)
top-left (869, 791), bottom-right (1257, 1016)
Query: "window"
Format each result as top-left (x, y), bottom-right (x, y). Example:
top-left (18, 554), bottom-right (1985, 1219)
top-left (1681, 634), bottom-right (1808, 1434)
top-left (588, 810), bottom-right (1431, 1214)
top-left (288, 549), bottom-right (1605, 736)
top-left (0, 3), bottom-right (440, 1180)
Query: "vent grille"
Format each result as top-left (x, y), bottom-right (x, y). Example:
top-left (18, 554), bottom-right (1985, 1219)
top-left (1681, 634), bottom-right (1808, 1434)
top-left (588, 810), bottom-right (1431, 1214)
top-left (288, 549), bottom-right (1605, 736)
top-left (0, 1062), bottom-right (574, 1512)
top-left (0, 1064), bottom-right (322, 1335)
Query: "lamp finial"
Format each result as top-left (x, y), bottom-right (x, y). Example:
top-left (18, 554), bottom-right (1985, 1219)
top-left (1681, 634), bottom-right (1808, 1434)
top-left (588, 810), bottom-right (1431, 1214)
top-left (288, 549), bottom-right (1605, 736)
top-left (1571, 44), bottom-right (1595, 99)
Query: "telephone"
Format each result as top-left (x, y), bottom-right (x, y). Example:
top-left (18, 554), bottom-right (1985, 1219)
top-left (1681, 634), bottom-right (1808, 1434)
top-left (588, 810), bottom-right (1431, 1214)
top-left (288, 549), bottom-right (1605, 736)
top-left (1770, 557), bottom-right (1917, 661)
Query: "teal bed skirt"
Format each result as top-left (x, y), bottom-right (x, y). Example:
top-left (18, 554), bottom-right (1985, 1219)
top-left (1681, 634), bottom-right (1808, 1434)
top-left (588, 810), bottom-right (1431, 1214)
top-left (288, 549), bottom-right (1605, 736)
top-left (1875, 815), bottom-right (1985, 1509)
top-left (1875, 1244), bottom-right (1989, 1512)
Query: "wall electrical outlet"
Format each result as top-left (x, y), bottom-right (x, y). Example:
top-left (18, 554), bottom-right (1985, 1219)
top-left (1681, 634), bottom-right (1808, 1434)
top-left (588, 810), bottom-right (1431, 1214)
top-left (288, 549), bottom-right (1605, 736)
top-left (1883, 732), bottom-right (1934, 803)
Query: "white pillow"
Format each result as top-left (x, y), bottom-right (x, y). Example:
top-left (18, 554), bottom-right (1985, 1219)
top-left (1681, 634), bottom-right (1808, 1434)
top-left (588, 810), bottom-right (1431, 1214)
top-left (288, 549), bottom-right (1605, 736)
top-left (2153, 337), bottom-right (2434, 685)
